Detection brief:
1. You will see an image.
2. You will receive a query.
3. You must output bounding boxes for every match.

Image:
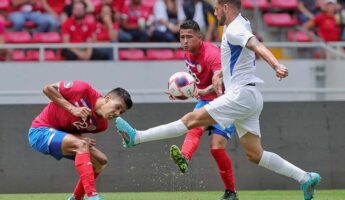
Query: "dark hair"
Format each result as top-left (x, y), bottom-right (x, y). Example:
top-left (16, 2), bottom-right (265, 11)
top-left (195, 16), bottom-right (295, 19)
top-left (180, 20), bottom-right (201, 32)
top-left (107, 87), bottom-right (133, 109)
top-left (218, 0), bottom-right (241, 10)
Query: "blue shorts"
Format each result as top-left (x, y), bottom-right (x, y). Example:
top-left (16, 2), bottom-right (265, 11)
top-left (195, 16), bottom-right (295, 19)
top-left (195, 100), bottom-right (235, 140)
top-left (28, 127), bottom-right (74, 160)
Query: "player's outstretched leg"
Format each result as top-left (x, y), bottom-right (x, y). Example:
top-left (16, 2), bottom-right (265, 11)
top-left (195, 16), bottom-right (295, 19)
top-left (300, 172), bottom-right (321, 200)
top-left (115, 117), bottom-right (137, 148)
top-left (170, 145), bottom-right (188, 173)
top-left (219, 190), bottom-right (239, 200)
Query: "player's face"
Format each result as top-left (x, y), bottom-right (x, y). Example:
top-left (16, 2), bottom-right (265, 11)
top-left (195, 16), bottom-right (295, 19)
top-left (179, 29), bottom-right (201, 52)
top-left (102, 96), bottom-right (127, 120)
top-left (214, 2), bottom-right (226, 26)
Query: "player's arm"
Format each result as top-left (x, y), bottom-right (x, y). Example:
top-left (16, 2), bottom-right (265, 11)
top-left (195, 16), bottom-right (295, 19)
top-left (43, 82), bottom-right (91, 119)
top-left (212, 70), bottom-right (223, 96)
top-left (245, 36), bottom-right (288, 79)
top-left (193, 84), bottom-right (214, 99)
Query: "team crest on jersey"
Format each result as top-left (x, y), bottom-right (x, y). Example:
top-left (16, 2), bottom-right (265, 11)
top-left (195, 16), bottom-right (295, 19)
top-left (64, 81), bottom-right (73, 88)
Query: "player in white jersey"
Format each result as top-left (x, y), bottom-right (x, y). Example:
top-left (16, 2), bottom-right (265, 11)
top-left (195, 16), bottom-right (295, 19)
top-left (116, 1), bottom-right (321, 199)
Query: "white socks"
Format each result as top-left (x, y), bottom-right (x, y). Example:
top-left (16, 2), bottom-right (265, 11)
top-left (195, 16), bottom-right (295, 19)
top-left (258, 151), bottom-right (309, 184)
top-left (135, 120), bottom-right (189, 144)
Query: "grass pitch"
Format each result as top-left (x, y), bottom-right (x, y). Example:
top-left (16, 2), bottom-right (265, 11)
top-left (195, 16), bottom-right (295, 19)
top-left (0, 190), bottom-right (344, 200)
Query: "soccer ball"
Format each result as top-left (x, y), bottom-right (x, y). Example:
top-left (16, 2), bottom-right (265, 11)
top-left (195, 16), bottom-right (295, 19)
top-left (168, 72), bottom-right (196, 100)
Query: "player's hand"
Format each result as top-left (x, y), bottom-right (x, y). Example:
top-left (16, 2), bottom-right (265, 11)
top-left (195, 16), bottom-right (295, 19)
top-left (275, 64), bottom-right (288, 80)
top-left (212, 71), bottom-right (223, 96)
top-left (193, 88), bottom-right (207, 99)
top-left (164, 91), bottom-right (176, 100)
top-left (70, 106), bottom-right (91, 119)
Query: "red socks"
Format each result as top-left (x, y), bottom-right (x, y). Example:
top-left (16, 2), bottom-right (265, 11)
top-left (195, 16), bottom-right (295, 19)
top-left (75, 153), bottom-right (97, 198)
top-left (73, 172), bottom-right (100, 200)
top-left (181, 127), bottom-right (203, 160)
top-left (210, 148), bottom-right (236, 192)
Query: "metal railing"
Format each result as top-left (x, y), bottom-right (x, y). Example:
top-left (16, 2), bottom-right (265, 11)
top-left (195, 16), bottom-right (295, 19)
top-left (1, 41), bottom-right (345, 61)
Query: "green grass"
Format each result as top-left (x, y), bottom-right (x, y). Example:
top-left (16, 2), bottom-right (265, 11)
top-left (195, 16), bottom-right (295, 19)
top-left (0, 190), bottom-right (344, 200)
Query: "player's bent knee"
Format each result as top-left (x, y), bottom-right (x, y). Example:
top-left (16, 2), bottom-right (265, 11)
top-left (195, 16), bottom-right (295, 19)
top-left (245, 151), bottom-right (262, 164)
top-left (72, 139), bottom-right (89, 153)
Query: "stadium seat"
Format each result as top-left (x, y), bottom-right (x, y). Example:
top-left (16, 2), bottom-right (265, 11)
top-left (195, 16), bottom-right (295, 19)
top-left (263, 13), bottom-right (298, 27)
top-left (0, 0), bottom-right (9, 11)
top-left (33, 32), bottom-right (62, 43)
top-left (174, 49), bottom-right (185, 60)
top-left (146, 49), bottom-right (175, 60)
top-left (287, 31), bottom-right (314, 42)
top-left (4, 32), bottom-right (31, 43)
top-left (242, 0), bottom-right (271, 10)
top-left (270, 0), bottom-right (298, 10)
top-left (12, 50), bottom-right (28, 61)
top-left (27, 50), bottom-right (39, 61)
top-left (44, 50), bottom-right (61, 61)
top-left (119, 49), bottom-right (146, 60)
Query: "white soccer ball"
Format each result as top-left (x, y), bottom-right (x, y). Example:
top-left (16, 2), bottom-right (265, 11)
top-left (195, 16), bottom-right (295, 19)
top-left (168, 72), bottom-right (196, 100)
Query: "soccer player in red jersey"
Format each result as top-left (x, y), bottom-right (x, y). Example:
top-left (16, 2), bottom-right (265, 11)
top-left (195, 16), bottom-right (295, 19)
top-left (167, 20), bottom-right (238, 200)
top-left (28, 80), bottom-right (132, 200)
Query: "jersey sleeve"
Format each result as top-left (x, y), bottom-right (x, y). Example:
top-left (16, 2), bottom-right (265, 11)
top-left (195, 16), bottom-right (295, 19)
top-left (59, 80), bottom-right (92, 100)
top-left (225, 25), bottom-right (254, 47)
top-left (207, 46), bottom-right (221, 72)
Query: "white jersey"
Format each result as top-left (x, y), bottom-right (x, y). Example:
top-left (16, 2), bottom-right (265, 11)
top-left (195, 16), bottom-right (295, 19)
top-left (221, 14), bottom-right (263, 92)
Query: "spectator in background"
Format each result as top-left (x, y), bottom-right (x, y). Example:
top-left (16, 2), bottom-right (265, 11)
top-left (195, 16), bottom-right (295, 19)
top-left (94, 0), bottom-right (132, 42)
top-left (0, 20), bottom-right (11, 61)
top-left (8, 0), bottom-right (58, 32)
top-left (304, 0), bottom-right (341, 42)
top-left (61, 0), bottom-right (95, 22)
top-left (298, 0), bottom-right (322, 24)
top-left (41, 0), bottom-right (67, 32)
top-left (183, 0), bottom-right (217, 41)
top-left (151, 0), bottom-right (186, 42)
top-left (93, 4), bottom-right (119, 60)
top-left (120, 0), bottom-right (150, 42)
top-left (61, 1), bottom-right (110, 60)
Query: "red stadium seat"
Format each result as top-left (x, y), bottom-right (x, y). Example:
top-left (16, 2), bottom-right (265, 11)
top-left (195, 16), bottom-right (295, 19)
top-left (174, 49), bottom-right (185, 60)
top-left (4, 32), bottom-right (31, 43)
top-left (270, 0), bottom-right (298, 10)
top-left (263, 13), bottom-right (298, 27)
top-left (146, 49), bottom-right (175, 60)
top-left (33, 32), bottom-right (62, 43)
top-left (45, 50), bottom-right (61, 61)
top-left (242, 0), bottom-right (271, 10)
top-left (12, 50), bottom-right (28, 61)
top-left (287, 31), bottom-right (314, 42)
top-left (119, 49), bottom-right (146, 60)
top-left (27, 50), bottom-right (39, 61)
top-left (0, 0), bottom-right (9, 10)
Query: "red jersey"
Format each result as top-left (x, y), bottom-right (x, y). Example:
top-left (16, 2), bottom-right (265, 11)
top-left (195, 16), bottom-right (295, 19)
top-left (46, 0), bottom-right (66, 14)
top-left (184, 42), bottom-right (221, 101)
top-left (61, 17), bottom-right (95, 43)
top-left (31, 81), bottom-right (108, 134)
top-left (95, 22), bottom-right (119, 42)
top-left (313, 13), bottom-right (341, 42)
top-left (121, 4), bottom-right (151, 29)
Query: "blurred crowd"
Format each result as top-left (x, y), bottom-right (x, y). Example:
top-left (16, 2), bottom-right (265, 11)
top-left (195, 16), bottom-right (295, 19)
top-left (0, 0), bottom-right (345, 61)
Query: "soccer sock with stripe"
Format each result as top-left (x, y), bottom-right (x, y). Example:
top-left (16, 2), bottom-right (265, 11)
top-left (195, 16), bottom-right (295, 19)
top-left (211, 148), bottom-right (236, 192)
top-left (258, 151), bottom-right (309, 183)
top-left (181, 127), bottom-right (203, 161)
top-left (136, 120), bottom-right (188, 144)
top-left (73, 172), bottom-right (100, 200)
top-left (75, 153), bottom-right (98, 197)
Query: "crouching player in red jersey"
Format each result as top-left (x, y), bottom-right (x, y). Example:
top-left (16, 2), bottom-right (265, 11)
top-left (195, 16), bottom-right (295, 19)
top-left (28, 80), bottom-right (132, 200)
top-left (168, 20), bottom-right (238, 200)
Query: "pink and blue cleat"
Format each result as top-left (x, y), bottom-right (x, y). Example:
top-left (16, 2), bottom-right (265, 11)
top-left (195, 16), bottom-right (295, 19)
top-left (300, 172), bottom-right (321, 200)
top-left (115, 117), bottom-right (137, 148)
